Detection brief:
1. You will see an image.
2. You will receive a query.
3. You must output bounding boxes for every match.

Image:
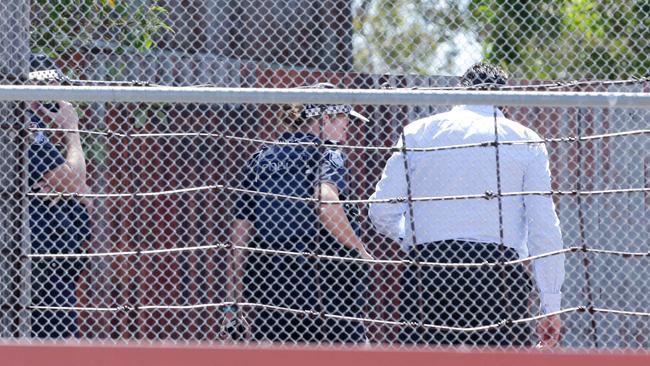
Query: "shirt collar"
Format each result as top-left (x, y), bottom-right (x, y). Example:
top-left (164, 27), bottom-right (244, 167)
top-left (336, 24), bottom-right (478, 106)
top-left (278, 131), bottom-right (321, 144)
top-left (453, 105), bottom-right (505, 118)
top-left (277, 132), bottom-right (343, 148)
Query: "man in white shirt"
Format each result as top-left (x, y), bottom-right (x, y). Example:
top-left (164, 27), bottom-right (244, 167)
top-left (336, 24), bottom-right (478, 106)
top-left (368, 63), bottom-right (564, 347)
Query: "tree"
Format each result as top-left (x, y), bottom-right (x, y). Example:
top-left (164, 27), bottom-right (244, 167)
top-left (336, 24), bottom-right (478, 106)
top-left (29, 1), bottom-right (173, 167)
top-left (469, 0), bottom-right (650, 80)
top-left (352, 0), bottom-right (650, 80)
top-left (352, 0), bottom-right (469, 75)
top-left (31, 0), bottom-right (173, 58)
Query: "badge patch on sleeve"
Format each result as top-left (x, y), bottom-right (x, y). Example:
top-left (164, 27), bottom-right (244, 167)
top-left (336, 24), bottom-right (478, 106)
top-left (327, 150), bottom-right (344, 169)
top-left (29, 121), bottom-right (47, 144)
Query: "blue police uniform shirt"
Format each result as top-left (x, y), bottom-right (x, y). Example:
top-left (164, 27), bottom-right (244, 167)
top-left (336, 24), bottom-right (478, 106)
top-left (235, 132), bottom-right (368, 340)
top-left (233, 132), bottom-right (360, 253)
top-left (28, 112), bottom-right (91, 254)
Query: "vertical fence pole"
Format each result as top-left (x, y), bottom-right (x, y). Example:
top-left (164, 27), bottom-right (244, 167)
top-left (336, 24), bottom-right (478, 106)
top-left (0, 0), bottom-right (31, 338)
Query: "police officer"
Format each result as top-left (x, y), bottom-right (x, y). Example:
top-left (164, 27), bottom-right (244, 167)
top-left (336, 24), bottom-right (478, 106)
top-left (27, 54), bottom-right (92, 338)
top-left (222, 83), bottom-right (372, 344)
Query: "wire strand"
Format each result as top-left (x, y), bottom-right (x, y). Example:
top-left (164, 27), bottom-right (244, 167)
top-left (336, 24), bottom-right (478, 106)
top-left (27, 127), bottom-right (650, 153)
top-left (397, 76), bottom-right (650, 91)
top-left (60, 75), bottom-right (649, 91)
top-left (25, 303), bottom-right (650, 332)
top-left (27, 186), bottom-right (650, 202)
top-left (26, 244), bottom-right (650, 266)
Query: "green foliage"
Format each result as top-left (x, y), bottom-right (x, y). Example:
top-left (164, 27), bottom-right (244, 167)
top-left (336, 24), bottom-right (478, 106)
top-left (354, 0), bottom-right (650, 79)
top-left (468, 0), bottom-right (650, 79)
top-left (30, 1), bottom-right (173, 166)
top-left (353, 0), bottom-right (468, 75)
top-left (82, 134), bottom-right (108, 168)
top-left (31, 0), bottom-right (173, 57)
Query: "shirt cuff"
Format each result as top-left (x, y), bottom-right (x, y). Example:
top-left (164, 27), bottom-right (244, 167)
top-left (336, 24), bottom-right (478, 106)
top-left (540, 292), bottom-right (562, 314)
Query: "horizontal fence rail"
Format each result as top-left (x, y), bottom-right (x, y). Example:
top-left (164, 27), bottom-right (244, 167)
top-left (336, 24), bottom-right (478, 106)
top-left (0, 86), bottom-right (649, 107)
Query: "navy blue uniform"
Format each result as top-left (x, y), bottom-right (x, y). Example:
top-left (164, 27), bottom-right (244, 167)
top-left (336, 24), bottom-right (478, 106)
top-left (27, 112), bottom-right (91, 338)
top-left (233, 132), bottom-right (367, 344)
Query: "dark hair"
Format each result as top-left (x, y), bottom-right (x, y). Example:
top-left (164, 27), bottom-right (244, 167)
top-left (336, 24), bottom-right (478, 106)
top-left (281, 104), bottom-right (314, 132)
top-left (30, 54), bottom-right (59, 72)
top-left (460, 62), bottom-right (508, 88)
top-left (281, 82), bottom-right (336, 131)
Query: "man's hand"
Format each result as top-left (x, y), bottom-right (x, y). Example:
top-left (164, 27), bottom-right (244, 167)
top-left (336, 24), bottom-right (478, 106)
top-left (357, 245), bottom-right (374, 261)
top-left (30, 100), bottom-right (88, 195)
top-left (219, 307), bottom-right (250, 342)
top-left (31, 100), bottom-right (80, 131)
top-left (536, 314), bottom-right (562, 348)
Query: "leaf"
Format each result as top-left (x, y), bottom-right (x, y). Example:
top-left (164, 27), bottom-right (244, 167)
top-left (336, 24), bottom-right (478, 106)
top-left (113, 3), bottom-right (126, 15)
top-left (161, 23), bottom-right (175, 33)
top-left (98, 0), bottom-right (114, 8)
top-left (74, 105), bottom-right (84, 118)
top-left (84, 135), bottom-right (108, 166)
top-left (156, 110), bottom-right (169, 126)
top-left (143, 33), bottom-right (153, 49)
top-left (149, 6), bottom-right (168, 13)
top-left (133, 109), bottom-right (148, 130)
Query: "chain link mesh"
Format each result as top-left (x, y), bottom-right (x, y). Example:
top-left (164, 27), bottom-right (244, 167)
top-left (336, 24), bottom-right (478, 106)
top-left (0, 0), bottom-right (648, 351)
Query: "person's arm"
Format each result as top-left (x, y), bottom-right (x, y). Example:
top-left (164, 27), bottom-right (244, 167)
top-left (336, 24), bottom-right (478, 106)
top-left (31, 101), bottom-right (86, 194)
top-left (220, 162), bottom-right (257, 340)
top-left (367, 139), bottom-right (409, 245)
top-left (225, 219), bottom-right (252, 304)
top-left (219, 218), bottom-right (252, 340)
top-left (524, 142), bottom-right (565, 347)
top-left (225, 162), bottom-right (257, 302)
top-left (318, 182), bottom-right (373, 260)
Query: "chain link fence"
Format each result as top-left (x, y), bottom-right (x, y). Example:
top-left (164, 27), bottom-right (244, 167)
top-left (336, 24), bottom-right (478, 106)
top-left (0, 0), bottom-right (648, 350)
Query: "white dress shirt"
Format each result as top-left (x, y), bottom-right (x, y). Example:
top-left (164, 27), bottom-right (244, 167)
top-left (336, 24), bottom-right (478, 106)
top-left (368, 105), bottom-right (565, 314)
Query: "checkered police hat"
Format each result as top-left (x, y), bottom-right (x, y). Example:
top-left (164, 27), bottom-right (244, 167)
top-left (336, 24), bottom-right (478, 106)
top-left (28, 54), bottom-right (68, 82)
top-left (299, 82), bottom-right (369, 123)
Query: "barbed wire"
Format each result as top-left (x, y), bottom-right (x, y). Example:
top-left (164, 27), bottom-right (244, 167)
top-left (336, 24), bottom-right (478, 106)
top-left (25, 302), bottom-right (650, 332)
top-left (27, 186), bottom-right (650, 203)
top-left (48, 75), bottom-right (650, 92)
top-left (26, 243), bottom-right (649, 266)
top-left (28, 183), bottom-right (316, 201)
top-left (22, 95), bottom-right (649, 342)
top-left (398, 76), bottom-right (650, 91)
top-left (27, 127), bottom-right (650, 153)
top-left (26, 124), bottom-right (649, 204)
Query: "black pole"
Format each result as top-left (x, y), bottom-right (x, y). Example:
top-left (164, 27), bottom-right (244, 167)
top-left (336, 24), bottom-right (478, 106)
top-left (575, 107), bottom-right (600, 347)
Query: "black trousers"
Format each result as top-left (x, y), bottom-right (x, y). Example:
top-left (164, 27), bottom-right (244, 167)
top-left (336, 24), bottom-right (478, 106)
top-left (30, 200), bottom-right (91, 338)
top-left (399, 240), bottom-right (533, 346)
top-left (243, 240), bottom-right (367, 344)
top-left (31, 258), bottom-right (84, 338)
